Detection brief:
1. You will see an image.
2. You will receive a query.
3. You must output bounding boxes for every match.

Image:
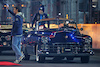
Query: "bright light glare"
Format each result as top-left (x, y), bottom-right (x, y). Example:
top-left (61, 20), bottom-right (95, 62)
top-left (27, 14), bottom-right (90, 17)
top-left (92, 5), bottom-right (96, 8)
top-left (66, 21), bottom-right (69, 24)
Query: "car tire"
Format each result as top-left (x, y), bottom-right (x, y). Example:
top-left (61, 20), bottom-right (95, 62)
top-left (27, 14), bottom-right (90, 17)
top-left (24, 53), bottom-right (30, 60)
top-left (36, 45), bottom-right (45, 63)
top-left (67, 57), bottom-right (74, 61)
top-left (23, 47), bottom-right (30, 60)
top-left (81, 56), bottom-right (90, 63)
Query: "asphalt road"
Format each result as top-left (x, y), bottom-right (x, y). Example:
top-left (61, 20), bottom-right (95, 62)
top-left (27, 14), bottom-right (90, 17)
top-left (0, 51), bottom-right (100, 67)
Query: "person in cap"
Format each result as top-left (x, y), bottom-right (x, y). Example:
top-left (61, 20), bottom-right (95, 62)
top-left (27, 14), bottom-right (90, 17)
top-left (32, 5), bottom-right (49, 29)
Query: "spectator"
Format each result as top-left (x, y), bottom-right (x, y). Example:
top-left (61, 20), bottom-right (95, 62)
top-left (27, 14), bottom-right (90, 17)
top-left (32, 5), bottom-right (49, 29)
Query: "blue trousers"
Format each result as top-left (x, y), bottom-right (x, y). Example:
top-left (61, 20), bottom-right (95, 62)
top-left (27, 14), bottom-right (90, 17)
top-left (12, 36), bottom-right (22, 60)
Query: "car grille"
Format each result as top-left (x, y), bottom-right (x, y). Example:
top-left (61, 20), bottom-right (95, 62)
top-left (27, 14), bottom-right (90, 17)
top-left (0, 35), bottom-right (12, 46)
top-left (47, 43), bottom-right (83, 53)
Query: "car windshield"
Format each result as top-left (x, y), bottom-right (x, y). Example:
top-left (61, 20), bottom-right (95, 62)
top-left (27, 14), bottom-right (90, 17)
top-left (37, 19), bottom-right (76, 30)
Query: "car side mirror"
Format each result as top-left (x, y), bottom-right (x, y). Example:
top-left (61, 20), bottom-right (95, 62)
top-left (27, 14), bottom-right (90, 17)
top-left (80, 28), bottom-right (83, 31)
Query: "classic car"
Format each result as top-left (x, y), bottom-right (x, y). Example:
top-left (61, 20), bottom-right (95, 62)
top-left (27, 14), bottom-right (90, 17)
top-left (22, 18), bottom-right (94, 63)
top-left (0, 24), bottom-right (12, 54)
top-left (0, 23), bottom-right (29, 55)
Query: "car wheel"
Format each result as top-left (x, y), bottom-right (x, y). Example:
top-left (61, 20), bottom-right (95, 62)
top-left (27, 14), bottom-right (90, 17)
top-left (36, 45), bottom-right (45, 63)
top-left (23, 47), bottom-right (30, 60)
top-left (24, 53), bottom-right (30, 60)
top-left (67, 57), bottom-right (74, 61)
top-left (81, 56), bottom-right (90, 63)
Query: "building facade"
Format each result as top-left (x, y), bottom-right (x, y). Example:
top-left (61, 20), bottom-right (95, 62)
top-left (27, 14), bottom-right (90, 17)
top-left (0, 0), bottom-right (100, 24)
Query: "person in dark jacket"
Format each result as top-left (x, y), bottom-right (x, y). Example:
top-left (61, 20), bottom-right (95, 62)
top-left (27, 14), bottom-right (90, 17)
top-left (6, 6), bottom-right (25, 63)
top-left (32, 5), bottom-right (49, 29)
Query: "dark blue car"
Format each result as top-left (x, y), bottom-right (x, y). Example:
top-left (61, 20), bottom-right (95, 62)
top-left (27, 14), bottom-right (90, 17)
top-left (22, 18), bottom-right (94, 63)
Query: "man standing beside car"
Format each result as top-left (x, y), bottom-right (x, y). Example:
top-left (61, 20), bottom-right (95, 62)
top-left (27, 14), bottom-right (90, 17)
top-left (32, 5), bottom-right (49, 29)
top-left (6, 5), bottom-right (25, 63)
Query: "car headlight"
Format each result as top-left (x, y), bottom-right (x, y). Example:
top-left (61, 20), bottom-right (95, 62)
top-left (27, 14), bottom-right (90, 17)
top-left (84, 44), bottom-right (89, 50)
top-left (3, 42), bottom-right (7, 45)
top-left (85, 38), bottom-right (89, 43)
top-left (83, 36), bottom-right (92, 44)
top-left (5, 35), bottom-right (11, 41)
top-left (41, 44), bottom-right (49, 52)
top-left (41, 36), bottom-right (48, 43)
top-left (83, 44), bottom-right (91, 52)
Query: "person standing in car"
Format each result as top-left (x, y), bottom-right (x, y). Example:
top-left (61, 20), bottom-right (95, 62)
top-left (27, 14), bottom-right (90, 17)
top-left (6, 5), bottom-right (25, 63)
top-left (32, 5), bottom-right (49, 29)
